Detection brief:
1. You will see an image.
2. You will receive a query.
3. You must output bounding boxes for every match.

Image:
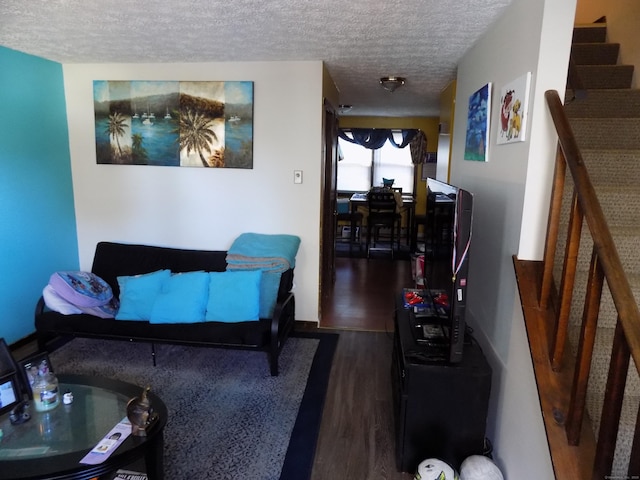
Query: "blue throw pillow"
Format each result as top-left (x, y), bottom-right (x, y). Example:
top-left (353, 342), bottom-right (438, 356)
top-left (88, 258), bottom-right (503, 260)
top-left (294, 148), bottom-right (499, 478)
top-left (115, 270), bottom-right (171, 320)
top-left (206, 270), bottom-right (262, 322)
top-left (150, 271), bottom-right (210, 324)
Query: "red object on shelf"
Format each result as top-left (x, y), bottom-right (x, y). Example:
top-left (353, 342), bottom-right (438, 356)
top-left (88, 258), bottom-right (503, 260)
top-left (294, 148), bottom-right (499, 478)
top-left (433, 292), bottom-right (449, 307)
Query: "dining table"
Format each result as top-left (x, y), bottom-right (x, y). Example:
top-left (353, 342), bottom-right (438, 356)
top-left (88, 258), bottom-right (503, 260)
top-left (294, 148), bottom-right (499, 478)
top-left (349, 192), bottom-right (416, 247)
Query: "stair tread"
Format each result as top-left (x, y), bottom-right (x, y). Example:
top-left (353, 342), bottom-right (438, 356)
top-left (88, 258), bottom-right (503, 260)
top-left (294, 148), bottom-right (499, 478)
top-left (564, 88), bottom-right (640, 118)
top-left (570, 117), bottom-right (640, 149)
top-left (572, 43), bottom-right (620, 65)
top-left (572, 24), bottom-right (607, 44)
top-left (573, 65), bottom-right (634, 89)
top-left (582, 147), bottom-right (640, 152)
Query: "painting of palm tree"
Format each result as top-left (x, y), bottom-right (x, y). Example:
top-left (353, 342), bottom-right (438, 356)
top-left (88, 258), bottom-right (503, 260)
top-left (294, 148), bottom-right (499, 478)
top-left (131, 133), bottom-right (148, 164)
top-left (93, 80), bottom-right (253, 168)
top-left (177, 81), bottom-right (224, 167)
top-left (178, 108), bottom-right (219, 167)
top-left (105, 111), bottom-right (129, 162)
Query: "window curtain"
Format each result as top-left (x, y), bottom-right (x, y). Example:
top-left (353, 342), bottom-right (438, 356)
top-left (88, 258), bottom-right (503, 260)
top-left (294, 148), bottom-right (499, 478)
top-left (409, 130), bottom-right (427, 165)
top-left (338, 128), bottom-right (426, 164)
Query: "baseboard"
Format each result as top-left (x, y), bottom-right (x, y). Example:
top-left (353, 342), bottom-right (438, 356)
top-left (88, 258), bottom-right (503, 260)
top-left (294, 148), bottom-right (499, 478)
top-left (8, 332), bottom-right (37, 352)
top-left (295, 320), bottom-right (320, 332)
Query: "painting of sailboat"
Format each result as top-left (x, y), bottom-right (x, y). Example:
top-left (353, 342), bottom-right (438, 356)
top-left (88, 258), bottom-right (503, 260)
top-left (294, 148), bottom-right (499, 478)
top-left (93, 80), bottom-right (253, 168)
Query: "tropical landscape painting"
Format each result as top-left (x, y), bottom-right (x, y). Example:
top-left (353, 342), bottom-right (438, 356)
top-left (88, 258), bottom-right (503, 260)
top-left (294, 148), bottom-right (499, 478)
top-left (93, 80), bottom-right (253, 168)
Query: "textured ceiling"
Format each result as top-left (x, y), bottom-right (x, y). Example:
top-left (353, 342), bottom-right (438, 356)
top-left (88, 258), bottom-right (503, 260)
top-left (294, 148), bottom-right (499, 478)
top-left (0, 0), bottom-right (512, 117)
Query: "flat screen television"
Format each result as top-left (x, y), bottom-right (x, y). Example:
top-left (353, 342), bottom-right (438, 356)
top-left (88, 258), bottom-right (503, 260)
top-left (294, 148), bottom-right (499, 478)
top-left (412, 177), bottom-right (474, 363)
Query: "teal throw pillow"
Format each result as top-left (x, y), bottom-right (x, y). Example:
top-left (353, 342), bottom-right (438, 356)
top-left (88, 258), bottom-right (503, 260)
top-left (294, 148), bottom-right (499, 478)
top-left (150, 271), bottom-right (210, 324)
top-left (115, 269), bottom-right (171, 320)
top-left (206, 270), bottom-right (262, 322)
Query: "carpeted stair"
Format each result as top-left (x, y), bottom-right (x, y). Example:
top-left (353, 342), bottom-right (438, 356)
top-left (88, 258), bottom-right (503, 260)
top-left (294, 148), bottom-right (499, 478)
top-left (558, 20), bottom-right (640, 475)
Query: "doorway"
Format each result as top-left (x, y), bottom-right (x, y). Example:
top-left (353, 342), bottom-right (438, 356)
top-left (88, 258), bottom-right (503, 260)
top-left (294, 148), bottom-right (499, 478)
top-left (319, 118), bottom-right (416, 331)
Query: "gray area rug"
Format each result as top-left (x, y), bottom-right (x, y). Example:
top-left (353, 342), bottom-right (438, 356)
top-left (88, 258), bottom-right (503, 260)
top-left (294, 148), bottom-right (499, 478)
top-left (49, 335), bottom-right (329, 479)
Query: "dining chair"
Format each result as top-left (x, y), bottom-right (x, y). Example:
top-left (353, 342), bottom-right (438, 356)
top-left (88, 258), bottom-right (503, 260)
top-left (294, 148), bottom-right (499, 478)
top-left (336, 198), bottom-right (363, 254)
top-left (366, 190), bottom-right (402, 258)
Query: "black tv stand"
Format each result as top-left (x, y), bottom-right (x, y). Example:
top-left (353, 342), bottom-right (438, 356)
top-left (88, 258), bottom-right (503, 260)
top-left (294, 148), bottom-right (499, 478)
top-left (392, 294), bottom-right (492, 473)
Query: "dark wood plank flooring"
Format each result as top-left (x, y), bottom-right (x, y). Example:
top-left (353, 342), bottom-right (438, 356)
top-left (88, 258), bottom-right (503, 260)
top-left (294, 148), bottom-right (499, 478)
top-left (310, 256), bottom-right (415, 479)
top-left (321, 256), bottom-right (413, 332)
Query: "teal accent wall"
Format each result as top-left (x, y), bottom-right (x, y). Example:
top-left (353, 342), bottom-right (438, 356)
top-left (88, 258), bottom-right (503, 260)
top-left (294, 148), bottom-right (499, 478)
top-left (0, 47), bottom-right (78, 345)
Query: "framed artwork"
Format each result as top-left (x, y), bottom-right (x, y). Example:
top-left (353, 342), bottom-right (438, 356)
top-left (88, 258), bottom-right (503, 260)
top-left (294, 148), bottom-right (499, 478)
top-left (0, 373), bottom-right (21, 415)
top-left (497, 72), bottom-right (532, 144)
top-left (421, 157), bottom-right (437, 181)
top-left (464, 83), bottom-right (492, 162)
top-left (0, 338), bottom-right (21, 414)
top-left (20, 352), bottom-right (54, 398)
top-left (94, 81), bottom-right (254, 168)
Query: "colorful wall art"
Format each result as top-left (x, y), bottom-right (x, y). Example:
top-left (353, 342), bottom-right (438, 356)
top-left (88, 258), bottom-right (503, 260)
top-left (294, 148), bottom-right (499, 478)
top-left (497, 72), bottom-right (531, 144)
top-left (464, 83), bottom-right (492, 162)
top-left (94, 81), bottom-right (254, 168)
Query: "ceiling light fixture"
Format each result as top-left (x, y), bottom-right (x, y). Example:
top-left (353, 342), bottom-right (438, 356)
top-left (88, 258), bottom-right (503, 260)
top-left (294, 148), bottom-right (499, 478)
top-left (338, 104), bottom-right (353, 114)
top-left (379, 76), bottom-right (406, 93)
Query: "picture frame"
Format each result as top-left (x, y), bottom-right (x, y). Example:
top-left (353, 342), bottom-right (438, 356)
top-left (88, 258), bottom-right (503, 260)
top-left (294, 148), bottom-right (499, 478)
top-left (20, 352), bottom-right (54, 398)
top-left (93, 80), bottom-right (254, 168)
top-left (464, 83), bottom-right (492, 162)
top-left (0, 373), bottom-right (21, 415)
top-left (0, 338), bottom-right (22, 414)
top-left (421, 161), bottom-right (437, 181)
top-left (497, 72), bottom-right (532, 144)
top-left (0, 338), bottom-right (18, 377)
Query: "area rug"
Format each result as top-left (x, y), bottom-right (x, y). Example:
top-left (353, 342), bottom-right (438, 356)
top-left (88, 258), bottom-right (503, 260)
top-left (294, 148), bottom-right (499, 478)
top-left (48, 332), bottom-right (338, 480)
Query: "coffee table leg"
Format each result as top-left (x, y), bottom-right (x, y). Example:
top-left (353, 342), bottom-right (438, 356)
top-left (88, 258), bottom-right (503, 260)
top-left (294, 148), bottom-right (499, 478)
top-left (144, 431), bottom-right (164, 480)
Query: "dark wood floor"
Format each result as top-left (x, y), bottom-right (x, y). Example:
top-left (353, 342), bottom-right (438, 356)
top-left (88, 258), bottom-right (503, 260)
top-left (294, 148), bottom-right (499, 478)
top-left (321, 255), bottom-right (413, 332)
top-left (311, 255), bottom-right (415, 479)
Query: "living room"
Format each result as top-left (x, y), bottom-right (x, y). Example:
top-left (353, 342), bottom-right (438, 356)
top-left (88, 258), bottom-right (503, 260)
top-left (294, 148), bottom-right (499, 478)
top-left (1, 0), bottom-right (584, 478)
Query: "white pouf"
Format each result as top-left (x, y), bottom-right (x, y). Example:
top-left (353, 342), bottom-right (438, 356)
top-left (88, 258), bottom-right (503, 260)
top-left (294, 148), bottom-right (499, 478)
top-left (460, 455), bottom-right (504, 480)
top-left (414, 458), bottom-right (459, 480)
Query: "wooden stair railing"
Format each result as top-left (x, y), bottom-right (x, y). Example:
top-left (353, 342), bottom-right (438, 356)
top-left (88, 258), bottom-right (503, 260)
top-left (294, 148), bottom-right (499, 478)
top-left (514, 90), bottom-right (640, 479)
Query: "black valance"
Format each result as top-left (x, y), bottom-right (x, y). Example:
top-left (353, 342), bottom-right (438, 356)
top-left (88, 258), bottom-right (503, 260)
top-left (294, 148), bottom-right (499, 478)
top-left (338, 128), bottom-right (427, 164)
top-left (338, 128), bottom-right (420, 149)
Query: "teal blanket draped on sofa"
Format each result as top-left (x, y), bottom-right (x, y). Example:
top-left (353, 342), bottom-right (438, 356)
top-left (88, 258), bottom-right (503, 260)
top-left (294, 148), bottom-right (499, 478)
top-left (226, 233), bottom-right (301, 318)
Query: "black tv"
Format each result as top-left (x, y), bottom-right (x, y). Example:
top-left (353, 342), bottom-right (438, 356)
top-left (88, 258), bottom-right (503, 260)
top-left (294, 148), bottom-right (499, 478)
top-left (414, 177), bottom-right (474, 363)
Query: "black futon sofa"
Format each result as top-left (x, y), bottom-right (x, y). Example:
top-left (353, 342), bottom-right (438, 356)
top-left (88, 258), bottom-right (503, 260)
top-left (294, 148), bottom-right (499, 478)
top-left (35, 241), bottom-right (296, 375)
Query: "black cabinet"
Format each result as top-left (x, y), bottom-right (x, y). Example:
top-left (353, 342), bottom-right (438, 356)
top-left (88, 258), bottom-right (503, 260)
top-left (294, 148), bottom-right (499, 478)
top-left (392, 296), bottom-right (492, 473)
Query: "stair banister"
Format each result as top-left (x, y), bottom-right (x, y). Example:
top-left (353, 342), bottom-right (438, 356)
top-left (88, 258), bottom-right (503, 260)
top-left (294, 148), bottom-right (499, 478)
top-left (518, 89), bottom-right (640, 478)
top-left (544, 90), bottom-right (640, 369)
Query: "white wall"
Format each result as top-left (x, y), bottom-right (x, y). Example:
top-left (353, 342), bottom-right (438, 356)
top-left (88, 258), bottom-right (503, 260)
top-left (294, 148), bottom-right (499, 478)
top-left (451, 0), bottom-right (576, 477)
top-left (63, 61), bottom-right (324, 322)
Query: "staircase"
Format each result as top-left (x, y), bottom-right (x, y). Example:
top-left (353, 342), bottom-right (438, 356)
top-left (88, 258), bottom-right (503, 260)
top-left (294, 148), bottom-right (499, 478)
top-left (555, 20), bottom-right (640, 476)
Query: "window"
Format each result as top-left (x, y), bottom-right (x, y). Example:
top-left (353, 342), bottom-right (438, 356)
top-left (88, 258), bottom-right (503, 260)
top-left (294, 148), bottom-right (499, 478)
top-left (374, 140), bottom-right (413, 192)
top-left (337, 139), bottom-right (372, 192)
top-left (337, 135), bottom-right (414, 194)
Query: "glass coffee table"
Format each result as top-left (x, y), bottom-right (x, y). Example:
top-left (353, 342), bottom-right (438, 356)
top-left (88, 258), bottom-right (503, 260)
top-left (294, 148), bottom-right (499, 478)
top-left (0, 374), bottom-right (167, 480)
